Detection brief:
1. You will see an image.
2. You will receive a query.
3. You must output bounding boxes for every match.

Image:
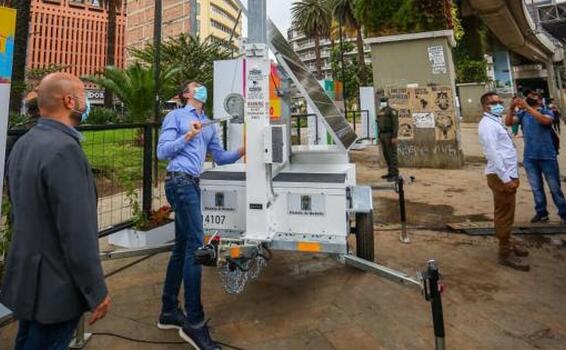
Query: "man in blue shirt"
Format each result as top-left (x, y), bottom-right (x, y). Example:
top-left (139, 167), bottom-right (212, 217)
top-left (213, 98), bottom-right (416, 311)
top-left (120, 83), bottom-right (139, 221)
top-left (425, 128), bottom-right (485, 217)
top-left (506, 90), bottom-right (566, 224)
top-left (156, 81), bottom-right (244, 350)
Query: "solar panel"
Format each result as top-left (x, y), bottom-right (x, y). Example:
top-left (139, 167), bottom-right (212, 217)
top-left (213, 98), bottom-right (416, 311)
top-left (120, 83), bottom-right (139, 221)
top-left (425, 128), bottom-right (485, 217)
top-left (267, 20), bottom-right (358, 150)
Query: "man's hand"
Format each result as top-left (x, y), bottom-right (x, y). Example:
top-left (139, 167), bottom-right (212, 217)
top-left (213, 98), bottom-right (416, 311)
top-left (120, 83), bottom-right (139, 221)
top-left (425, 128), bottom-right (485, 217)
top-left (391, 138), bottom-right (398, 145)
top-left (504, 179), bottom-right (520, 192)
top-left (515, 98), bottom-right (528, 110)
top-left (184, 121), bottom-right (202, 142)
top-left (90, 295), bottom-right (111, 325)
top-left (238, 146), bottom-right (245, 157)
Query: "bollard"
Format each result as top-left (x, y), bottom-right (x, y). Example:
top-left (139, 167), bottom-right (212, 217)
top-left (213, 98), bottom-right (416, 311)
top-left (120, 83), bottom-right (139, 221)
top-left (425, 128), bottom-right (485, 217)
top-left (423, 260), bottom-right (446, 350)
top-left (397, 176), bottom-right (410, 243)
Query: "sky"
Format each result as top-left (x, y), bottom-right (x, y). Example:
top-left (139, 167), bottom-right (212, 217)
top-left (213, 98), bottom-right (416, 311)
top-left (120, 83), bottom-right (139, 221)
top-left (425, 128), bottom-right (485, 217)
top-left (241, 0), bottom-right (294, 36)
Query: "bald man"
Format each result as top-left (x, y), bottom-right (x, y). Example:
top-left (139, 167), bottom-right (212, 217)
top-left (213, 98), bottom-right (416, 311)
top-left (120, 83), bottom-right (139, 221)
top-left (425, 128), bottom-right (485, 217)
top-left (1, 73), bottom-right (110, 349)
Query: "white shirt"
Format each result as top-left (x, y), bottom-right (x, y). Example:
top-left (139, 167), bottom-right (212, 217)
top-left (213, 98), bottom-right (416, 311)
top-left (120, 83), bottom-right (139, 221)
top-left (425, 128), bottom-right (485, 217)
top-left (478, 112), bottom-right (519, 183)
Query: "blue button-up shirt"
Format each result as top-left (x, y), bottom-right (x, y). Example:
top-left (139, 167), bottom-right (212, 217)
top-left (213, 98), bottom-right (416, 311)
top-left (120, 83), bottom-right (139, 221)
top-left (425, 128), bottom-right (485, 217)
top-left (157, 105), bottom-right (241, 176)
top-left (517, 107), bottom-right (556, 160)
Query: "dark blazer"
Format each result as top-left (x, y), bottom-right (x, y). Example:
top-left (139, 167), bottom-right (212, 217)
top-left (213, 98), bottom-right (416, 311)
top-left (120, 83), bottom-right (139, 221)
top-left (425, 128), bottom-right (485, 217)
top-left (1, 118), bottom-right (107, 324)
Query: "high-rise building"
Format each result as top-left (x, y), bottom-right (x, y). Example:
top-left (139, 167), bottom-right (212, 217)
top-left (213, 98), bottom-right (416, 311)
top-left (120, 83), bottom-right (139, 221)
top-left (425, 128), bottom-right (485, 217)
top-left (125, 0), bottom-right (242, 57)
top-left (28, 0), bottom-right (126, 80)
top-left (287, 23), bottom-right (371, 80)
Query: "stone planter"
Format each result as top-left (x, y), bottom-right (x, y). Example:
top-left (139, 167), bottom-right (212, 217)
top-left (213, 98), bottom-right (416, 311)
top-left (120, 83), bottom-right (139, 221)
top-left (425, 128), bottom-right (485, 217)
top-left (108, 222), bottom-right (175, 249)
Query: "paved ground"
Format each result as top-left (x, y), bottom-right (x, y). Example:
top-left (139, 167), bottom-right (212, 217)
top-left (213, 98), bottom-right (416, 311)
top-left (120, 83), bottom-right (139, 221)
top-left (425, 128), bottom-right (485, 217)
top-left (1, 123), bottom-right (566, 349)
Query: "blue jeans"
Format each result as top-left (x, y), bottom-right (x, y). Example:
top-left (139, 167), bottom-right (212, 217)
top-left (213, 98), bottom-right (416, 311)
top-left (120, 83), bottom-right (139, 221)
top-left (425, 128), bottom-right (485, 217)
top-left (524, 158), bottom-right (566, 218)
top-left (15, 317), bottom-right (80, 350)
top-left (161, 175), bottom-right (204, 326)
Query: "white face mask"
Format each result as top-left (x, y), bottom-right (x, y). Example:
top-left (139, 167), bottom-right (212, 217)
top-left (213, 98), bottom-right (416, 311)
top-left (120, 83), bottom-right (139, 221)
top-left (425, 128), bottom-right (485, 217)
top-left (380, 102), bottom-right (387, 108)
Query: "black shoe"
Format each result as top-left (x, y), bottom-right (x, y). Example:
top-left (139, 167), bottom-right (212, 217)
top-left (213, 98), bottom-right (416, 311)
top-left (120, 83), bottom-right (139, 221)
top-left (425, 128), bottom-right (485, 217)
top-left (179, 320), bottom-right (221, 350)
top-left (387, 175), bottom-right (399, 182)
top-left (498, 255), bottom-right (530, 272)
top-left (530, 213), bottom-right (549, 223)
top-left (157, 308), bottom-right (186, 330)
top-left (381, 174), bottom-right (391, 179)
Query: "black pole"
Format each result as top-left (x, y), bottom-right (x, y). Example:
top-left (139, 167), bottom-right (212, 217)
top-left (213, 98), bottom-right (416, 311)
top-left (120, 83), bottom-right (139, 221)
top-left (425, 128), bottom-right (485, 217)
top-left (297, 117), bottom-right (301, 145)
top-left (153, 0), bottom-right (162, 123)
top-left (425, 260), bottom-right (446, 350)
top-left (222, 121), bottom-right (228, 150)
top-left (315, 114), bottom-right (319, 145)
top-left (339, 18), bottom-right (348, 123)
top-left (397, 176), bottom-right (410, 242)
top-left (142, 126), bottom-right (154, 215)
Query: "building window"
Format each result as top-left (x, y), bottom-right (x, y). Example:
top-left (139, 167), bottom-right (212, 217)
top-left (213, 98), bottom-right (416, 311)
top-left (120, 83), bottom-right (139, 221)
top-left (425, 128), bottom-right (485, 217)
top-left (210, 19), bottom-right (235, 36)
top-left (222, 0), bottom-right (239, 13)
top-left (211, 3), bottom-right (237, 22)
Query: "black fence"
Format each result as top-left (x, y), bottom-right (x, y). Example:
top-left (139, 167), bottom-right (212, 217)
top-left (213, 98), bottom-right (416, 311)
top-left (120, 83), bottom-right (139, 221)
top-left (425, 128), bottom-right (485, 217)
top-left (290, 110), bottom-right (372, 145)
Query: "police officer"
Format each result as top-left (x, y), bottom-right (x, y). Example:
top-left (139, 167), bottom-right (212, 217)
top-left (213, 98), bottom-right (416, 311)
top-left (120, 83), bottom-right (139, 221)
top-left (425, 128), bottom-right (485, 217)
top-left (376, 90), bottom-right (399, 181)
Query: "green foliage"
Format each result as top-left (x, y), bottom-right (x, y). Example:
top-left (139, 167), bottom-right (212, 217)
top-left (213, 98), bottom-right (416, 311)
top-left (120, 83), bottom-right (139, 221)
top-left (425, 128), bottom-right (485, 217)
top-left (87, 107), bottom-right (123, 125)
top-left (8, 113), bottom-right (30, 129)
top-left (354, 0), bottom-right (455, 36)
top-left (125, 187), bottom-right (148, 231)
top-left (455, 57), bottom-right (488, 84)
top-left (0, 198), bottom-right (12, 262)
top-left (129, 33), bottom-right (231, 113)
top-left (85, 63), bottom-right (179, 122)
top-left (330, 41), bottom-right (372, 106)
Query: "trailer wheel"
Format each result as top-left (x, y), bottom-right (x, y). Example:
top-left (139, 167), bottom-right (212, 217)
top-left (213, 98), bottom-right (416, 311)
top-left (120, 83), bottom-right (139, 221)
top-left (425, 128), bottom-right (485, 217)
top-left (355, 211), bottom-right (375, 262)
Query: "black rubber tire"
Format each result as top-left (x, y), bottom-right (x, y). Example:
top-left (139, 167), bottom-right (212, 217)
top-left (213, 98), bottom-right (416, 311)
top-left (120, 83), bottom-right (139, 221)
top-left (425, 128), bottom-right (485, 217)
top-left (355, 211), bottom-right (375, 262)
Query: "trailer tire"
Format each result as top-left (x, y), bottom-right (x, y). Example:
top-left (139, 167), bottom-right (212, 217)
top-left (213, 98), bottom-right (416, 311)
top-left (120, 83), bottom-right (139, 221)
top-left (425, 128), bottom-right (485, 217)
top-left (355, 211), bottom-right (374, 262)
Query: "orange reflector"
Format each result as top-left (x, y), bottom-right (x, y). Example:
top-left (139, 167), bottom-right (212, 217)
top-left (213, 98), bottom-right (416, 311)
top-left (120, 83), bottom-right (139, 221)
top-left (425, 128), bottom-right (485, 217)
top-left (297, 242), bottom-right (321, 252)
top-left (230, 246), bottom-right (241, 259)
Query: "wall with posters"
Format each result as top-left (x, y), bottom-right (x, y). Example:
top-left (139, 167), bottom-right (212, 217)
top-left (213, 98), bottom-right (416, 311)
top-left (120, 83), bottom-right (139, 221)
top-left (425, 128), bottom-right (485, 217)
top-left (0, 7), bottom-right (16, 218)
top-left (366, 31), bottom-right (463, 168)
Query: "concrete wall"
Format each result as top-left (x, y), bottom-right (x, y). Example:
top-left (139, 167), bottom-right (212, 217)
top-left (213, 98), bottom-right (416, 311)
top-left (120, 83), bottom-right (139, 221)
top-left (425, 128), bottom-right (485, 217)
top-left (457, 83), bottom-right (487, 123)
top-left (367, 31), bottom-right (464, 169)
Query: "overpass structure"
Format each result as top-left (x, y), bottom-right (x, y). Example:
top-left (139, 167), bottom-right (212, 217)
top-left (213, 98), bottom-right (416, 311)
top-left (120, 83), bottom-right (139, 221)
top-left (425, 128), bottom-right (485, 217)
top-left (463, 0), bottom-right (565, 107)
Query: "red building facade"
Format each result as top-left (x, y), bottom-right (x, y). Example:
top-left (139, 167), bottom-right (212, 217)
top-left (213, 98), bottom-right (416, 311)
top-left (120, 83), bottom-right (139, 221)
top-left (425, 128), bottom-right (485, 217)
top-left (28, 0), bottom-right (126, 83)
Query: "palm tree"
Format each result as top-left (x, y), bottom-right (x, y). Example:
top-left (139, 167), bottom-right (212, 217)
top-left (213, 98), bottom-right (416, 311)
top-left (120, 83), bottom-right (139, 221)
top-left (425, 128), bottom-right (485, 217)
top-left (85, 63), bottom-right (179, 122)
top-left (8, 0), bottom-right (32, 113)
top-left (331, 0), bottom-right (367, 85)
top-left (291, 0), bottom-right (332, 80)
top-left (99, 0), bottom-right (123, 109)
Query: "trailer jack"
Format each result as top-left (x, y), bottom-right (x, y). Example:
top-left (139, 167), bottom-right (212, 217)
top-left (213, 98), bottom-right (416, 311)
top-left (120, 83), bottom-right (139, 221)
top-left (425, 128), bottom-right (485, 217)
top-left (342, 255), bottom-right (446, 350)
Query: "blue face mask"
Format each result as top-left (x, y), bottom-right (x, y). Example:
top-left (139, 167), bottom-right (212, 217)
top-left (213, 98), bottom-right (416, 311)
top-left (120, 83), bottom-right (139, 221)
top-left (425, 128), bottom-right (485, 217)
top-left (194, 86), bottom-right (207, 103)
top-left (72, 96), bottom-right (90, 123)
top-left (490, 103), bottom-right (505, 116)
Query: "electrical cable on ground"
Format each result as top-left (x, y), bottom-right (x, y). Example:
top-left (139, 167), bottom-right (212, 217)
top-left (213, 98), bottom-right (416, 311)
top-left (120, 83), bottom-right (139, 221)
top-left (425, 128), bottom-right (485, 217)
top-left (92, 332), bottom-right (246, 350)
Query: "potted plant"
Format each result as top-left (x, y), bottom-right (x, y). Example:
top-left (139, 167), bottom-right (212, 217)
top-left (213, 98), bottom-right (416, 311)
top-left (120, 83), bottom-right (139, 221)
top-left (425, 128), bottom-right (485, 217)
top-left (108, 188), bottom-right (175, 249)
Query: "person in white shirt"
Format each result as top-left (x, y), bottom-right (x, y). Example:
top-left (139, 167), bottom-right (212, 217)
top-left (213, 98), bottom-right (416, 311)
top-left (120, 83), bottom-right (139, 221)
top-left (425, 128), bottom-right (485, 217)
top-left (478, 92), bottom-right (530, 272)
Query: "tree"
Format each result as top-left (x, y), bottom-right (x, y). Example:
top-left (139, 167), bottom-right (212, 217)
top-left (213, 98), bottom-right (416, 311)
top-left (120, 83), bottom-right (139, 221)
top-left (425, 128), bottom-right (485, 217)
top-left (331, 0), bottom-right (367, 85)
top-left (99, 0), bottom-right (123, 109)
top-left (8, 0), bottom-right (32, 113)
top-left (129, 33), bottom-right (231, 112)
top-left (291, 0), bottom-right (333, 80)
top-left (85, 64), bottom-right (179, 122)
top-left (354, 0), bottom-right (455, 36)
top-left (329, 41), bottom-right (372, 108)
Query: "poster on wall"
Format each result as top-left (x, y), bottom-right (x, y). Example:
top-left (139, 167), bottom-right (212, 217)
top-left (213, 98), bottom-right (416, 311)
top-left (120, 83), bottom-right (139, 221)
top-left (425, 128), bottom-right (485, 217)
top-left (410, 87), bottom-right (433, 112)
top-left (398, 108), bottom-right (414, 140)
top-left (431, 86), bottom-right (453, 111)
top-left (413, 112), bottom-right (436, 128)
top-left (0, 7), bottom-right (16, 219)
top-left (388, 87), bottom-right (410, 109)
top-left (427, 46), bottom-right (447, 74)
top-left (435, 112), bottom-right (456, 140)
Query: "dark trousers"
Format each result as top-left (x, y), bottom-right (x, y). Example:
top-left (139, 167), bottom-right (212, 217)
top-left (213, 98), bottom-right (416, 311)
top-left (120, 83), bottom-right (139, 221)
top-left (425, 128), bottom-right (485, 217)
top-left (487, 174), bottom-right (517, 256)
top-left (15, 317), bottom-right (80, 350)
top-left (523, 158), bottom-right (566, 219)
top-left (379, 133), bottom-right (398, 176)
top-left (161, 175), bottom-right (205, 326)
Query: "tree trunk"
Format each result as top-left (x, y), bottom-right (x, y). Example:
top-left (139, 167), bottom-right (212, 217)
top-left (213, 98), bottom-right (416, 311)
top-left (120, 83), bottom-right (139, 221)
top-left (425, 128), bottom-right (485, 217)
top-left (314, 35), bottom-right (322, 80)
top-left (104, 1), bottom-right (117, 109)
top-left (9, 0), bottom-right (32, 114)
top-left (356, 25), bottom-right (367, 86)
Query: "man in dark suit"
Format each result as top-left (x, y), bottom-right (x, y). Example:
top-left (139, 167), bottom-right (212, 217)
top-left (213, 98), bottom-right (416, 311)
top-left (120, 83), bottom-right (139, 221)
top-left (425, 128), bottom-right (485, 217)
top-left (1, 72), bottom-right (110, 349)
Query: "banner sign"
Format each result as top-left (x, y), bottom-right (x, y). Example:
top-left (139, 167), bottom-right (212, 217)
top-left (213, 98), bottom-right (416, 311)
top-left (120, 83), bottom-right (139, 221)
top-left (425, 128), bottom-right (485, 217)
top-left (0, 7), bottom-right (17, 218)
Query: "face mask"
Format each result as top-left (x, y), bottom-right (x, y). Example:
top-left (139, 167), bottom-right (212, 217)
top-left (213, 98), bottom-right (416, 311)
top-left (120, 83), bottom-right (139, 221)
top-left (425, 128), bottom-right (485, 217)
top-left (526, 97), bottom-right (538, 107)
top-left (194, 86), bottom-right (207, 103)
top-left (380, 102), bottom-right (387, 108)
top-left (71, 96), bottom-right (90, 123)
top-left (489, 103), bottom-right (505, 116)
